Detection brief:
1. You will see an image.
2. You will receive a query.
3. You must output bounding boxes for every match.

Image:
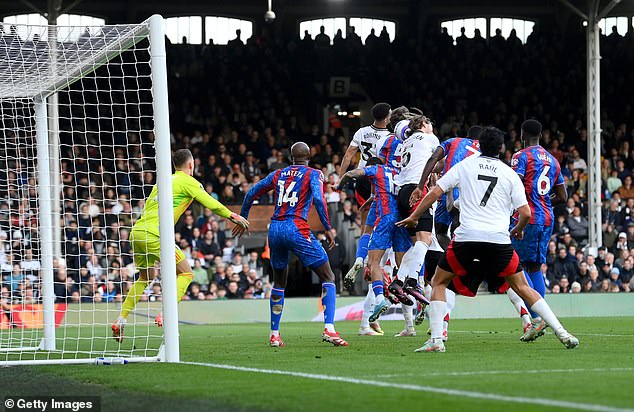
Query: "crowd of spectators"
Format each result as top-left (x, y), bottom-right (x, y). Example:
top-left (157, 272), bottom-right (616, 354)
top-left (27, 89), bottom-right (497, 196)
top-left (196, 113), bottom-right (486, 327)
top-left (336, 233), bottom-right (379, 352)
top-left (1, 22), bottom-right (634, 312)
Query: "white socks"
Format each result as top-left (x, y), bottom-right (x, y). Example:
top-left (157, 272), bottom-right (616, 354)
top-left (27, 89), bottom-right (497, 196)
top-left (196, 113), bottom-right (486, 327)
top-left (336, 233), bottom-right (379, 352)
top-left (324, 323), bottom-right (335, 333)
top-left (361, 288), bottom-right (374, 328)
top-left (424, 284), bottom-right (432, 301)
top-left (531, 298), bottom-right (566, 337)
top-left (400, 241), bottom-right (430, 280)
top-left (506, 288), bottom-right (531, 326)
top-left (429, 300), bottom-right (447, 341)
top-left (402, 302), bottom-right (414, 329)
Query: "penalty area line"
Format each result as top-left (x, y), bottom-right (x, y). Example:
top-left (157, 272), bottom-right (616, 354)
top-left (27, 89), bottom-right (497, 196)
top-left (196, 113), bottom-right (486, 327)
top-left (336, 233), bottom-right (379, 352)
top-left (182, 361), bottom-right (633, 412)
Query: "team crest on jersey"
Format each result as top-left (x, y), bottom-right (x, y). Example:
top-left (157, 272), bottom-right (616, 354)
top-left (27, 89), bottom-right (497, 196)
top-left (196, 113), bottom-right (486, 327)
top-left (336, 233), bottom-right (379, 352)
top-left (511, 157), bottom-right (519, 167)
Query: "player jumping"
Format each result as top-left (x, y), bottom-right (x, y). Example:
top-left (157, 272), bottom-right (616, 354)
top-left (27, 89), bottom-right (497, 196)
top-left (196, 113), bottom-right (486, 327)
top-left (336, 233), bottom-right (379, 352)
top-left (511, 120), bottom-right (568, 342)
top-left (398, 127), bottom-right (578, 352)
top-left (338, 157), bottom-right (414, 328)
top-left (339, 103), bottom-right (391, 291)
top-left (235, 142), bottom-right (348, 347)
top-left (112, 149), bottom-right (250, 343)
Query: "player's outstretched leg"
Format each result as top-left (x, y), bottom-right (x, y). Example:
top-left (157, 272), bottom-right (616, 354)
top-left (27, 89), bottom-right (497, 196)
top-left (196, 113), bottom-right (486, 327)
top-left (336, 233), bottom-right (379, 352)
top-left (506, 288), bottom-right (532, 335)
top-left (506, 271), bottom-right (578, 349)
top-left (269, 287), bottom-right (286, 347)
top-left (345, 232), bottom-right (371, 292)
top-left (112, 270), bottom-right (149, 343)
top-left (359, 288), bottom-right (382, 335)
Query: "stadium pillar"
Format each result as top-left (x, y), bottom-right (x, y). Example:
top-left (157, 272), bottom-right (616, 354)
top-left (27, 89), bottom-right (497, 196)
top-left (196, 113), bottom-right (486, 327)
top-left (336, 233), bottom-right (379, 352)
top-left (586, 16), bottom-right (602, 253)
top-left (149, 14), bottom-right (180, 363)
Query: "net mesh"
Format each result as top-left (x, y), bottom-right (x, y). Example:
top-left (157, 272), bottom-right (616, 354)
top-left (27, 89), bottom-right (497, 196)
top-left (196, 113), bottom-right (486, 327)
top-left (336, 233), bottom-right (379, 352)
top-left (0, 20), bottom-right (165, 363)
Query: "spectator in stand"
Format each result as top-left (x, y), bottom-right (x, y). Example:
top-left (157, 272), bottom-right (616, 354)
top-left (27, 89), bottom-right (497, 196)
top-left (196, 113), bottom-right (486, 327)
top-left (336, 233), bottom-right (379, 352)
top-left (226, 281), bottom-right (243, 299)
top-left (551, 248), bottom-right (577, 284)
top-left (566, 207), bottom-right (589, 245)
top-left (618, 175), bottom-right (634, 199)
top-left (607, 169), bottom-right (623, 193)
top-left (192, 259), bottom-right (209, 288)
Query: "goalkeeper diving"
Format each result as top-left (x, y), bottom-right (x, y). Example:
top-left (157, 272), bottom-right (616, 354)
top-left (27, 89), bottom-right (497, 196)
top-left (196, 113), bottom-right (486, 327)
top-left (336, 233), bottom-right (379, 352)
top-left (112, 149), bottom-right (249, 343)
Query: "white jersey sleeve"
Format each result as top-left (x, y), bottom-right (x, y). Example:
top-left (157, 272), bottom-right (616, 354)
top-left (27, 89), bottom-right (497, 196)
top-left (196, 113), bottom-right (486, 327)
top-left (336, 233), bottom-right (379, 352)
top-left (509, 172), bottom-right (529, 210)
top-left (350, 128), bottom-right (362, 148)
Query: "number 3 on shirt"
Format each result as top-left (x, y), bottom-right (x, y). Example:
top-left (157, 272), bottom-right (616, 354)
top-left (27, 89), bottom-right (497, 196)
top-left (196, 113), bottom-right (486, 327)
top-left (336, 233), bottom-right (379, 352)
top-left (277, 180), bottom-right (299, 206)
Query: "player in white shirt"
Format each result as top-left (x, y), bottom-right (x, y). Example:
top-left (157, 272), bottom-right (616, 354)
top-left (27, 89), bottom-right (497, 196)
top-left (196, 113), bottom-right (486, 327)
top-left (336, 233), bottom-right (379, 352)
top-left (339, 103), bottom-right (391, 292)
top-left (382, 115), bottom-right (439, 320)
top-left (398, 126), bottom-right (579, 352)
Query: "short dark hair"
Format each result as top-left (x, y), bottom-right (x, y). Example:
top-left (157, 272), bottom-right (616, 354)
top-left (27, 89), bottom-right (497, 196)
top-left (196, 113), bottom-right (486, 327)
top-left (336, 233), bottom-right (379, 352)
top-left (371, 102), bottom-right (391, 121)
top-left (467, 125), bottom-right (482, 139)
top-left (173, 148), bottom-right (193, 169)
top-left (521, 119), bottom-right (542, 138)
top-left (366, 156), bottom-right (383, 166)
top-left (478, 127), bottom-right (505, 157)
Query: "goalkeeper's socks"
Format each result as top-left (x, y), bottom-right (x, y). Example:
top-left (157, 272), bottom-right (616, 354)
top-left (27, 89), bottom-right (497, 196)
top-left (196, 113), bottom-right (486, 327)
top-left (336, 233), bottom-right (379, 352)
top-left (371, 280), bottom-right (384, 297)
top-left (356, 234), bottom-right (371, 260)
top-left (270, 287), bottom-right (285, 333)
top-left (322, 282), bottom-right (336, 332)
top-left (176, 272), bottom-right (193, 303)
top-left (120, 278), bottom-right (148, 319)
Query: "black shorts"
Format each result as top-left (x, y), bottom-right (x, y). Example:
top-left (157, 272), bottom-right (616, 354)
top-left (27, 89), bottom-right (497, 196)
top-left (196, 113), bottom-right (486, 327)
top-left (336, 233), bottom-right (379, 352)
top-left (354, 176), bottom-right (372, 206)
top-left (398, 184), bottom-right (433, 236)
top-left (436, 241), bottom-right (520, 297)
top-left (424, 250), bottom-right (444, 284)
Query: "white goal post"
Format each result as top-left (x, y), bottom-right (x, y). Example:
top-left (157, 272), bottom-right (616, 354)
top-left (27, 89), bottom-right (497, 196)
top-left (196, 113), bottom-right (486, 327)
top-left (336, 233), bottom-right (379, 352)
top-left (0, 15), bottom-right (179, 365)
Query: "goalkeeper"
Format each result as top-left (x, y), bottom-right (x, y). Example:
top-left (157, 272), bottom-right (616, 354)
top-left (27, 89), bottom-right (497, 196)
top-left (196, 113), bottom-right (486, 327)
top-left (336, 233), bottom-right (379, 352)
top-left (112, 148), bottom-right (249, 343)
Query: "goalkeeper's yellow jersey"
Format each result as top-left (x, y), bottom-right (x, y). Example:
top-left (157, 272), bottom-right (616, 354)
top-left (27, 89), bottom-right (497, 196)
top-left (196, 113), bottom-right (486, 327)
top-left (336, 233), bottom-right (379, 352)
top-left (132, 170), bottom-right (232, 237)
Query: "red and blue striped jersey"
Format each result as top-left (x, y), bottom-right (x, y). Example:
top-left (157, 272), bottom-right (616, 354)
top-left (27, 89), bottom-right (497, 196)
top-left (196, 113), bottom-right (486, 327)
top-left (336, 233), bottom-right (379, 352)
top-left (440, 137), bottom-right (480, 174)
top-left (364, 164), bottom-right (399, 218)
top-left (240, 165), bottom-right (331, 230)
top-left (440, 137), bottom-right (480, 200)
top-left (511, 145), bottom-right (564, 226)
top-left (375, 134), bottom-right (402, 170)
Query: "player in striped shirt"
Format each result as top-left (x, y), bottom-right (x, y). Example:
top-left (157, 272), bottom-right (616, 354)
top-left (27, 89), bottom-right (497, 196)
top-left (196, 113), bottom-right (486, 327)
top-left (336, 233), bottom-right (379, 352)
top-left (338, 156), bottom-right (413, 324)
top-left (511, 120), bottom-right (567, 342)
top-left (236, 142), bottom-right (347, 347)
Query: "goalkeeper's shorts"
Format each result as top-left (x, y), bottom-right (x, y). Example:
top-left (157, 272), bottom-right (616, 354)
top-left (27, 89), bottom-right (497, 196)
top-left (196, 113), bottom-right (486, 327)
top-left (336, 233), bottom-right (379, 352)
top-left (130, 229), bottom-right (186, 270)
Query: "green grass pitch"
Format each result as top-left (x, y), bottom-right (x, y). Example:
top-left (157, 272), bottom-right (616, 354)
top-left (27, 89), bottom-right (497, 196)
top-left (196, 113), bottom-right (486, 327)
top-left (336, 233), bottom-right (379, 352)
top-left (2, 317), bottom-right (634, 412)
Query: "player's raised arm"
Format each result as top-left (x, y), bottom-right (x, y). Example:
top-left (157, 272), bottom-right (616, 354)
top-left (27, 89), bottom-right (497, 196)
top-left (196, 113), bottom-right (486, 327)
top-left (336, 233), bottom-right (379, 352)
top-left (336, 168), bottom-right (366, 190)
top-left (187, 176), bottom-right (249, 230)
top-left (338, 130), bottom-right (361, 176)
top-left (240, 169), bottom-right (280, 219)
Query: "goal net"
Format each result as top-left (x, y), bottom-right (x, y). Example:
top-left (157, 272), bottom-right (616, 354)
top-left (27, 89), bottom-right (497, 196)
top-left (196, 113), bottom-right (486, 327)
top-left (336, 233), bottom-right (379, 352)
top-left (0, 15), bottom-right (179, 365)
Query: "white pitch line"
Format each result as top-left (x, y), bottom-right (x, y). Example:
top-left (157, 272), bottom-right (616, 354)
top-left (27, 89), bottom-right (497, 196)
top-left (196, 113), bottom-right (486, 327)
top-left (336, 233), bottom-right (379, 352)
top-left (182, 361), bottom-right (634, 412)
top-left (375, 367), bottom-right (634, 378)
top-left (450, 330), bottom-right (634, 337)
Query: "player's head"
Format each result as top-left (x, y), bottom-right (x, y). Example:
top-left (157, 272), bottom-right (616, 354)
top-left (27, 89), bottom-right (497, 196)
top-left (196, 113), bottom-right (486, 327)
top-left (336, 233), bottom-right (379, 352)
top-left (406, 114), bottom-right (433, 137)
top-left (173, 148), bottom-right (194, 174)
top-left (290, 142), bottom-right (310, 165)
top-left (478, 127), bottom-right (505, 158)
top-left (467, 125), bottom-right (482, 140)
top-left (371, 102), bottom-right (391, 124)
top-left (389, 106), bottom-right (410, 130)
top-left (520, 119), bottom-right (542, 144)
top-left (366, 156), bottom-right (384, 166)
